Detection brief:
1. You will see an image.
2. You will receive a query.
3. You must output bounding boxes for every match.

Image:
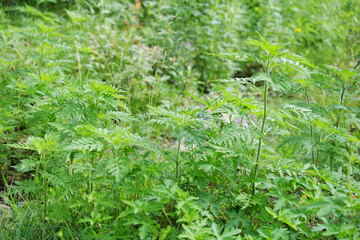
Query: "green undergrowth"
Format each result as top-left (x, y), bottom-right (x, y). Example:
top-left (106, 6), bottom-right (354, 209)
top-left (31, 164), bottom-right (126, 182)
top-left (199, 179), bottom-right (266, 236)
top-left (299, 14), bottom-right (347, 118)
top-left (1, 1), bottom-right (360, 239)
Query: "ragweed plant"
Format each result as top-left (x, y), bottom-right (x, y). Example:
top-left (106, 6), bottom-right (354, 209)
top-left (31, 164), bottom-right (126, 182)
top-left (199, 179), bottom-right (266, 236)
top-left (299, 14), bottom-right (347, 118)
top-left (1, 1), bottom-right (360, 239)
top-left (211, 34), bottom-right (314, 194)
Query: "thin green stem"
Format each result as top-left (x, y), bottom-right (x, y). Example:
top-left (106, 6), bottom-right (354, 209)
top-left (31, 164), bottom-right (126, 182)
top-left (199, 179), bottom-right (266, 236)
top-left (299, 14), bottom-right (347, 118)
top-left (347, 150), bottom-right (359, 240)
top-left (90, 154), bottom-right (95, 192)
top-left (222, 172), bottom-right (233, 197)
top-left (162, 209), bottom-right (173, 227)
top-left (148, 51), bottom-right (165, 138)
top-left (316, 149), bottom-right (319, 167)
top-left (125, 58), bottom-right (138, 127)
top-left (251, 78), bottom-right (268, 195)
top-left (305, 90), bottom-right (315, 164)
top-left (335, 87), bottom-right (345, 128)
top-left (75, 41), bottom-right (82, 85)
top-left (175, 137), bottom-right (183, 179)
top-left (41, 153), bottom-right (47, 222)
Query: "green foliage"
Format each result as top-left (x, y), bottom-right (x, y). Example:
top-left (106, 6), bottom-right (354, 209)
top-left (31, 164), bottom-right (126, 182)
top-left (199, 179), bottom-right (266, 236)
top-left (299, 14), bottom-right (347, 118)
top-left (1, 1), bottom-right (360, 239)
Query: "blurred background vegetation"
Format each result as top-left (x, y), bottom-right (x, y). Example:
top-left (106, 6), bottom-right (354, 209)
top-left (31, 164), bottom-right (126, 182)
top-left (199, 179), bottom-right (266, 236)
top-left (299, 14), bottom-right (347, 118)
top-left (1, 0), bottom-right (359, 88)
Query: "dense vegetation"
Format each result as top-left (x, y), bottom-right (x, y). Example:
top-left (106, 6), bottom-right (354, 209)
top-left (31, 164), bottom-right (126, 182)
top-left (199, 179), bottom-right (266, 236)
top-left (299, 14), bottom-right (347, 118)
top-left (1, 0), bottom-right (360, 239)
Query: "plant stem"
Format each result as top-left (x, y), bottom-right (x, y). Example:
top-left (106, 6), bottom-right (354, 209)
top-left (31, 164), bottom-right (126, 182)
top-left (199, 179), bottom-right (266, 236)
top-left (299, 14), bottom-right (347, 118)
top-left (316, 149), bottom-right (319, 167)
top-left (335, 87), bottom-right (345, 128)
top-left (347, 150), bottom-right (359, 240)
top-left (126, 57), bottom-right (138, 115)
top-left (41, 153), bottom-right (47, 220)
top-left (175, 137), bottom-right (183, 179)
top-left (162, 209), bottom-right (173, 227)
top-left (305, 90), bottom-right (315, 164)
top-left (221, 172), bottom-right (233, 197)
top-left (148, 51), bottom-right (164, 138)
top-left (90, 154), bottom-right (95, 192)
top-left (251, 78), bottom-right (268, 195)
top-left (75, 40), bottom-right (82, 85)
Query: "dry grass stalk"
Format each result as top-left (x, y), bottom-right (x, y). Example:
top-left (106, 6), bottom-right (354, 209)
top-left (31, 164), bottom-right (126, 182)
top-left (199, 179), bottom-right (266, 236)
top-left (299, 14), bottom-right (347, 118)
top-left (88, 33), bottom-right (115, 86)
top-left (10, 44), bottom-right (23, 60)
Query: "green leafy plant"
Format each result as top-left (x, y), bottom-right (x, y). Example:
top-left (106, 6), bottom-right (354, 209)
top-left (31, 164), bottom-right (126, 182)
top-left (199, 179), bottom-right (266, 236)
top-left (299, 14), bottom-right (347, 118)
top-left (1, 1), bottom-right (360, 239)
